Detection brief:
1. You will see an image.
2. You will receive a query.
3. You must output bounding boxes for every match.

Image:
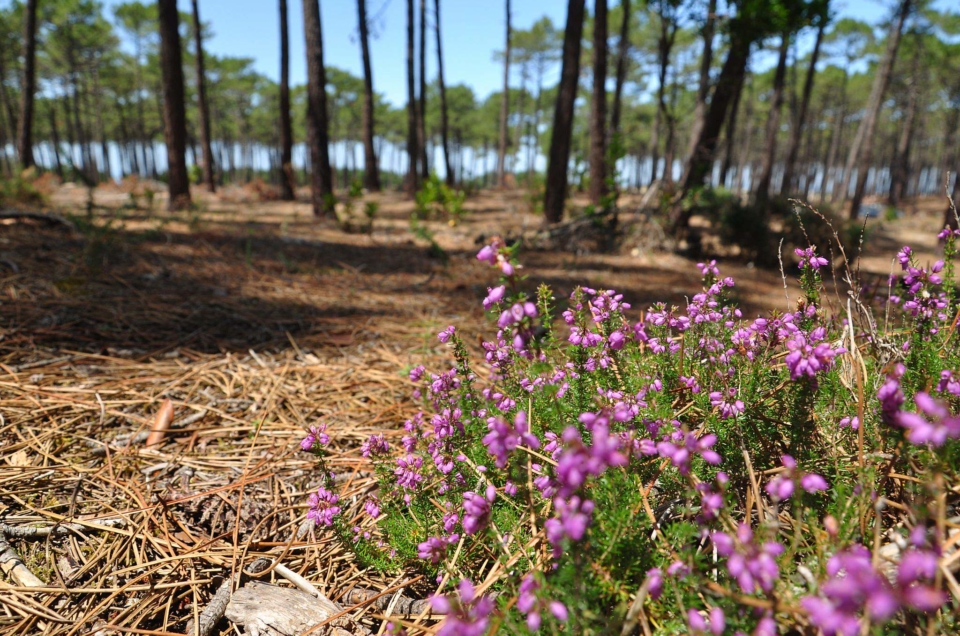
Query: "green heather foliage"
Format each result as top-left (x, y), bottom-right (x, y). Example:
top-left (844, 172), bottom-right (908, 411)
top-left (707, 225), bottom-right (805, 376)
top-left (302, 220), bottom-right (960, 634)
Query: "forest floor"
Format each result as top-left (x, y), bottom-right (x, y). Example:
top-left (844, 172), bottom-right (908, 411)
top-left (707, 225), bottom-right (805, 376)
top-left (0, 181), bottom-right (952, 635)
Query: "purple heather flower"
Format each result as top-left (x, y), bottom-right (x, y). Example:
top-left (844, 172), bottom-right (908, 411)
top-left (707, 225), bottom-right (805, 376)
top-left (418, 535), bottom-right (455, 564)
top-left (364, 496), bottom-right (380, 519)
top-left (802, 544), bottom-right (945, 636)
top-left (545, 496), bottom-right (594, 555)
top-left (394, 453), bottom-right (424, 490)
top-left (712, 524), bottom-right (783, 594)
top-left (361, 433), bottom-right (389, 457)
top-left (766, 455), bottom-right (828, 500)
top-left (437, 325), bottom-right (456, 343)
top-left (937, 370), bottom-right (960, 396)
top-left (432, 579), bottom-right (494, 636)
top-left (656, 431), bottom-right (721, 475)
top-left (482, 411), bottom-right (540, 468)
top-left (483, 285), bottom-right (506, 309)
top-left (688, 607), bottom-right (725, 636)
top-left (476, 245), bottom-right (497, 264)
top-left (801, 473), bottom-right (829, 492)
top-left (709, 388), bottom-right (744, 419)
top-left (897, 392), bottom-right (960, 446)
top-left (300, 424), bottom-right (329, 451)
top-left (877, 365), bottom-right (906, 425)
top-left (409, 365), bottom-right (426, 382)
top-left (607, 330), bottom-right (626, 350)
top-left (462, 484), bottom-right (496, 535)
top-left (517, 573), bottom-right (569, 630)
top-left (796, 246), bottom-right (829, 270)
top-left (698, 260), bottom-right (720, 277)
top-left (784, 333), bottom-right (842, 381)
top-left (645, 568), bottom-right (663, 600)
top-left (839, 416), bottom-right (860, 430)
top-left (306, 487), bottom-right (341, 526)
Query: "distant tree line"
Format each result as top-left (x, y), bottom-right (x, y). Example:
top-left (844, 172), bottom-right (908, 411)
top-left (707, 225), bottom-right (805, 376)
top-left (1, 0), bottom-right (958, 228)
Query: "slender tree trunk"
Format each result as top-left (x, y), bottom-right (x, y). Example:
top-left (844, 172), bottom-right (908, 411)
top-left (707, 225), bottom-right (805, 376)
top-left (357, 0), bottom-right (381, 191)
top-left (719, 72), bottom-right (746, 187)
top-left (652, 8), bottom-right (675, 182)
top-left (405, 0), bottom-right (419, 194)
top-left (0, 53), bottom-right (18, 148)
top-left (16, 0), bottom-right (38, 170)
top-left (671, 28), bottom-right (751, 233)
top-left (543, 0), bottom-right (586, 224)
top-left (302, 0), bottom-right (334, 215)
top-left (889, 42), bottom-right (921, 206)
top-left (781, 16), bottom-right (825, 195)
top-left (93, 67), bottom-right (112, 181)
top-left (158, 0), bottom-right (191, 209)
top-left (48, 106), bottom-right (64, 178)
top-left (191, 0), bottom-right (216, 191)
top-left (417, 0), bottom-right (428, 179)
top-left (684, 0), bottom-right (717, 165)
top-left (279, 0), bottom-right (295, 199)
top-left (609, 0), bottom-right (631, 140)
top-left (496, 0), bottom-right (511, 186)
top-left (754, 32), bottom-right (790, 205)
top-left (841, 0), bottom-right (911, 219)
top-left (589, 0), bottom-right (608, 206)
top-left (434, 0), bottom-right (453, 186)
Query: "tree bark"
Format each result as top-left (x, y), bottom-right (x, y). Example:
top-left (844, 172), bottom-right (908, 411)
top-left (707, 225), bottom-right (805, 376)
top-left (672, 30), bottom-right (751, 233)
top-left (434, 0), bottom-right (453, 186)
top-left (302, 0), bottom-right (334, 215)
top-left (609, 0), bottom-right (631, 142)
top-left (719, 71), bottom-right (746, 187)
top-left (497, 0), bottom-right (512, 187)
top-left (754, 32), bottom-right (790, 205)
top-left (781, 16), bottom-right (825, 196)
top-left (357, 0), bottom-right (381, 191)
top-left (417, 0), bottom-right (428, 179)
top-left (589, 0), bottom-right (608, 206)
top-left (405, 0), bottom-right (419, 194)
top-left (543, 0), bottom-right (586, 224)
top-left (684, 0), bottom-right (717, 166)
top-left (191, 0), bottom-right (216, 192)
top-left (888, 41), bottom-right (921, 206)
top-left (279, 0), bottom-right (295, 200)
top-left (17, 0), bottom-right (38, 170)
top-left (840, 0), bottom-right (911, 219)
top-left (158, 0), bottom-right (191, 210)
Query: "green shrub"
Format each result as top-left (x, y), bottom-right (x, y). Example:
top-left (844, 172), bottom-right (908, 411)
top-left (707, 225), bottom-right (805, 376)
top-left (301, 227), bottom-right (960, 635)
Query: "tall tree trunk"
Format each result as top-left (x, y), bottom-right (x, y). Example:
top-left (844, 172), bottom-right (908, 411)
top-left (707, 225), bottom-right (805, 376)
top-left (417, 0), bottom-right (428, 179)
top-left (589, 0), bottom-right (608, 206)
top-left (840, 0), bottom-right (911, 219)
top-left (49, 105), bottom-right (64, 178)
top-left (496, 0), bottom-right (512, 187)
top-left (888, 41), bottom-right (921, 206)
top-left (684, 0), bottom-right (717, 165)
top-left (781, 16), bottom-right (825, 195)
top-left (405, 0), bottom-right (419, 194)
top-left (671, 28), bottom-right (751, 233)
top-left (279, 0), bottom-right (295, 199)
top-left (652, 7), bottom-right (676, 182)
top-left (191, 0), bottom-right (216, 192)
top-left (754, 32), bottom-right (790, 205)
top-left (92, 67), bottom-right (112, 181)
top-left (434, 0), bottom-right (453, 186)
top-left (302, 0), bottom-right (334, 215)
top-left (17, 0), bottom-right (38, 170)
top-left (543, 0), bottom-right (586, 224)
top-left (719, 72), bottom-right (746, 187)
top-left (158, 0), bottom-right (191, 209)
top-left (357, 0), bottom-right (381, 191)
top-left (609, 0), bottom-right (631, 140)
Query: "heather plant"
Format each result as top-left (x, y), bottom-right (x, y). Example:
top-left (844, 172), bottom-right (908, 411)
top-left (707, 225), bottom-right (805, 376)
top-left (302, 218), bottom-right (960, 635)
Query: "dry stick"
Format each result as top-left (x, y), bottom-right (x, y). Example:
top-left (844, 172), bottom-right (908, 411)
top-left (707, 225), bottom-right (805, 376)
top-left (145, 398), bottom-right (175, 447)
top-left (0, 535), bottom-right (45, 587)
top-left (183, 557), bottom-right (271, 636)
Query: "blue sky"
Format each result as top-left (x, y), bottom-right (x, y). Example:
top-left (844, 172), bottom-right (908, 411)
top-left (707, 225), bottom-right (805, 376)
top-left (100, 0), bottom-right (948, 106)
